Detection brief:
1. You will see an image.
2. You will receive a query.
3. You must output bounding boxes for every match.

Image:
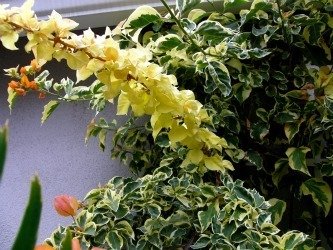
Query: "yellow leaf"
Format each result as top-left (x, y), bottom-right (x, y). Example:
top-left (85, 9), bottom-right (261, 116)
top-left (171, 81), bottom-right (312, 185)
top-left (0, 32), bottom-right (19, 50)
top-left (226, 58), bottom-right (242, 72)
top-left (66, 51), bottom-right (89, 70)
top-left (151, 113), bottom-right (173, 139)
top-left (86, 58), bottom-right (105, 72)
top-left (168, 124), bottom-right (189, 143)
top-left (117, 91), bottom-right (130, 115)
top-left (187, 149), bottom-right (204, 164)
top-left (34, 41), bottom-right (54, 61)
top-left (76, 66), bottom-right (93, 82)
top-left (204, 154), bottom-right (233, 172)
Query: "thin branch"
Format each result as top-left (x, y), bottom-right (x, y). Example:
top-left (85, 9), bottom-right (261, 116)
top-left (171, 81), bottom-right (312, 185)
top-left (159, 0), bottom-right (207, 56)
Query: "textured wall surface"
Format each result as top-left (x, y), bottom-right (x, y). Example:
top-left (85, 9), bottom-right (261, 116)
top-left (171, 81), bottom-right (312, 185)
top-left (0, 42), bottom-right (130, 249)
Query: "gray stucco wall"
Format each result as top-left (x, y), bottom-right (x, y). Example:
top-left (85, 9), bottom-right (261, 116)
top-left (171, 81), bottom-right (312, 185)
top-left (0, 42), bottom-right (130, 249)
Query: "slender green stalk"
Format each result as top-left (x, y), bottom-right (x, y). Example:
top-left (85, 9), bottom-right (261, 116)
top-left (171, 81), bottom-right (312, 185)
top-left (159, 0), bottom-right (207, 55)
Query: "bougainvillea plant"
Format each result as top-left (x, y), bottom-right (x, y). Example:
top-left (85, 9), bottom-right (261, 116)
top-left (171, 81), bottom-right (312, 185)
top-left (1, 0), bottom-right (332, 249)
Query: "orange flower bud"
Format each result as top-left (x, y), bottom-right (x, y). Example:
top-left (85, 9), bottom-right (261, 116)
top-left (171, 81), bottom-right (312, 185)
top-left (14, 88), bottom-right (26, 96)
top-left (91, 247), bottom-right (106, 250)
top-left (39, 92), bottom-right (46, 99)
top-left (54, 195), bottom-right (79, 217)
top-left (34, 244), bottom-right (55, 250)
top-left (20, 74), bottom-right (30, 87)
top-left (20, 66), bottom-right (27, 75)
top-left (30, 59), bottom-right (41, 72)
top-left (71, 238), bottom-right (82, 250)
top-left (8, 80), bottom-right (20, 89)
top-left (28, 80), bottom-right (38, 90)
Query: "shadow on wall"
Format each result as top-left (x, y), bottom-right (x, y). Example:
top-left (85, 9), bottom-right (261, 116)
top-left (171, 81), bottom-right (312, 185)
top-left (0, 38), bottom-right (131, 249)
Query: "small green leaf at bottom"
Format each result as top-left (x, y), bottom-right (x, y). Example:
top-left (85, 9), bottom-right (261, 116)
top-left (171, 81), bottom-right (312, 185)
top-left (12, 175), bottom-right (42, 250)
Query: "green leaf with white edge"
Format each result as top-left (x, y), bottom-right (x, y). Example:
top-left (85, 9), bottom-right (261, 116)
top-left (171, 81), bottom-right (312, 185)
top-left (176, 0), bottom-right (201, 15)
top-left (83, 221), bottom-right (97, 236)
top-left (246, 150), bottom-right (263, 170)
top-left (198, 203), bottom-right (218, 232)
top-left (224, 0), bottom-right (250, 12)
top-left (147, 204), bottom-right (161, 218)
top-left (284, 120), bottom-right (302, 143)
top-left (106, 231), bottom-right (123, 250)
top-left (303, 22), bottom-right (326, 45)
top-left (12, 176), bottom-right (42, 250)
top-left (286, 147), bottom-right (311, 176)
top-left (260, 222), bottom-right (280, 235)
top-left (275, 111), bottom-right (300, 124)
top-left (196, 21), bottom-right (234, 45)
top-left (156, 34), bottom-right (184, 52)
top-left (124, 5), bottom-right (161, 29)
top-left (250, 122), bottom-right (269, 141)
top-left (279, 231), bottom-right (308, 250)
top-left (205, 62), bottom-right (231, 96)
top-left (0, 122), bottom-right (8, 180)
top-left (268, 198), bottom-right (286, 225)
top-left (104, 189), bottom-right (121, 212)
top-left (233, 185), bottom-right (255, 206)
top-left (233, 82), bottom-right (252, 103)
top-left (300, 178), bottom-right (332, 216)
top-left (41, 100), bottom-right (60, 124)
top-left (320, 163), bottom-right (333, 176)
top-left (116, 220), bottom-right (135, 239)
top-left (272, 159), bottom-right (289, 187)
top-left (7, 87), bottom-right (17, 112)
top-left (191, 235), bottom-right (211, 249)
top-left (60, 230), bottom-right (72, 250)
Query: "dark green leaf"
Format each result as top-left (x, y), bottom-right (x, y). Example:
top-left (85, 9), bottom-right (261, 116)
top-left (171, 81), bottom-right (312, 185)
top-left (205, 62), bottom-right (231, 96)
top-left (303, 22), bottom-right (326, 44)
top-left (233, 185), bottom-right (255, 206)
top-left (129, 14), bottom-right (161, 29)
top-left (155, 132), bottom-right (170, 147)
top-left (250, 122), bottom-right (269, 141)
top-left (196, 21), bottom-right (234, 45)
top-left (233, 83), bottom-right (252, 103)
top-left (284, 120), bottom-right (302, 142)
top-left (191, 235), bottom-right (211, 249)
top-left (106, 231), bottom-right (123, 250)
top-left (286, 147), bottom-right (311, 175)
top-left (224, 0), bottom-right (250, 12)
top-left (157, 36), bottom-right (183, 51)
top-left (272, 159), bottom-right (289, 187)
top-left (147, 204), bottom-right (161, 218)
top-left (198, 203), bottom-right (217, 232)
top-left (246, 150), bottom-right (263, 170)
top-left (321, 162), bottom-right (333, 176)
top-left (275, 111), bottom-right (299, 124)
top-left (12, 176), bottom-right (42, 250)
top-left (301, 178), bottom-right (332, 216)
top-left (268, 198), bottom-right (286, 225)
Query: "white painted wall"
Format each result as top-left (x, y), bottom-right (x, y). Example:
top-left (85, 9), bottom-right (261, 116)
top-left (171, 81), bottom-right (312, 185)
top-left (0, 40), bottom-right (131, 249)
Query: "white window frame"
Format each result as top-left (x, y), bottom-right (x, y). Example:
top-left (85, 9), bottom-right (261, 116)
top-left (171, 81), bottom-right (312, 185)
top-left (3, 0), bottom-right (176, 29)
